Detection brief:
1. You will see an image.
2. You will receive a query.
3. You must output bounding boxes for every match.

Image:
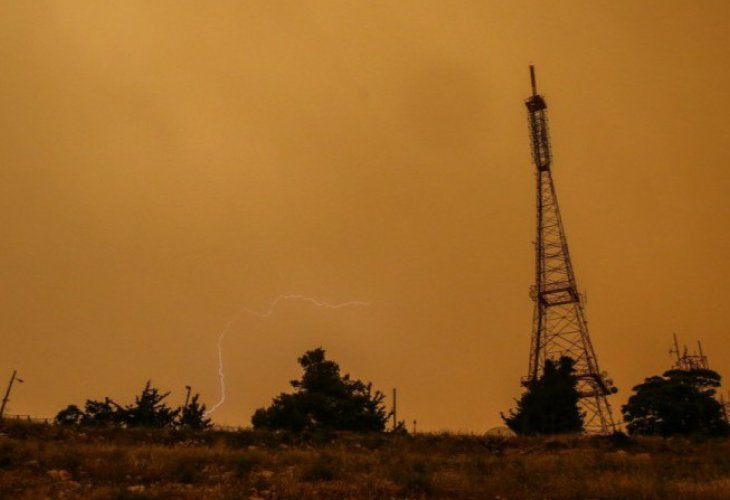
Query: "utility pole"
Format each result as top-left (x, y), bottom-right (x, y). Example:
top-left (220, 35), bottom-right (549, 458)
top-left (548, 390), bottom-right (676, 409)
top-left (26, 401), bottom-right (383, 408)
top-left (523, 66), bottom-right (617, 433)
top-left (391, 388), bottom-right (397, 431)
top-left (0, 370), bottom-right (23, 420)
top-left (184, 385), bottom-right (192, 407)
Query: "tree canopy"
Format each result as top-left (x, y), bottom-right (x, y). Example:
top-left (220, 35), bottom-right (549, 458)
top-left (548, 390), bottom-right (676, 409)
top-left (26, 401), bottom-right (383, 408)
top-left (178, 394), bottom-right (211, 430)
top-left (622, 368), bottom-right (729, 437)
top-left (502, 356), bottom-right (584, 435)
top-left (252, 347), bottom-right (388, 432)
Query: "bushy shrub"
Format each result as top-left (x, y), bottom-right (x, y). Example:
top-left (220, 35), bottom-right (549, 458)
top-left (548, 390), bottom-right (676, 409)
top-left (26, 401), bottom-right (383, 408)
top-left (252, 348), bottom-right (388, 432)
top-left (502, 356), bottom-right (583, 435)
top-left (55, 381), bottom-right (211, 430)
top-left (622, 368), bottom-right (730, 437)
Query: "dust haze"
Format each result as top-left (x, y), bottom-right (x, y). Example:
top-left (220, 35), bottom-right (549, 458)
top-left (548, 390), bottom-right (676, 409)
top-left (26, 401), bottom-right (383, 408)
top-left (1, 1), bottom-right (729, 430)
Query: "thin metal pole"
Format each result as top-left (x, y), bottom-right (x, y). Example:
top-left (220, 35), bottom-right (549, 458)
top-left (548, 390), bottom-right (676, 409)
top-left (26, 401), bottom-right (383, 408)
top-left (0, 370), bottom-right (18, 419)
top-left (672, 333), bottom-right (681, 364)
top-left (184, 385), bottom-right (192, 407)
top-left (697, 341), bottom-right (707, 368)
top-left (392, 388), bottom-right (397, 431)
top-left (530, 65), bottom-right (537, 96)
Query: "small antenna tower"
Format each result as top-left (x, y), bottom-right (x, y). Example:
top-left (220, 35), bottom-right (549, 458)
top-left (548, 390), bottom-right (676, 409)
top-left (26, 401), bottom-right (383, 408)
top-left (522, 66), bottom-right (617, 434)
top-left (669, 333), bottom-right (709, 371)
top-left (667, 333), bottom-right (726, 421)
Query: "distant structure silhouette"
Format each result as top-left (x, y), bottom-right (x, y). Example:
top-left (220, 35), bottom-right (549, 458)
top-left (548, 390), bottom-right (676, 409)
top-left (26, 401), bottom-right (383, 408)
top-left (668, 333), bottom-right (728, 423)
top-left (669, 332), bottom-right (709, 371)
top-left (0, 370), bottom-right (23, 420)
top-left (522, 66), bottom-right (617, 434)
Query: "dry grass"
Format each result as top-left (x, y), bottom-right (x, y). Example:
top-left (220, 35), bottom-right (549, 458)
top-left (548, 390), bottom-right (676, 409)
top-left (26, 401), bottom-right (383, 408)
top-left (1, 421), bottom-right (729, 498)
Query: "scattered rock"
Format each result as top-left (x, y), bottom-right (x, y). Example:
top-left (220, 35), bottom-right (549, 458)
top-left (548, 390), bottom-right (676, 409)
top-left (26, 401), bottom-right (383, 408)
top-left (47, 469), bottom-right (71, 481)
top-left (127, 484), bottom-right (146, 493)
top-left (259, 470), bottom-right (274, 480)
top-left (248, 487), bottom-right (265, 500)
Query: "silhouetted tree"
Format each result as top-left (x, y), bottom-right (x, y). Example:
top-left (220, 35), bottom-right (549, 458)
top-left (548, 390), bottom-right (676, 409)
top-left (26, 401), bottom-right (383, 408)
top-left (82, 397), bottom-right (124, 426)
top-left (622, 368), bottom-right (729, 437)
top-left (177, 393), bottom-right (212, 430)
top-left (502, 356), bottom-right (583, 435)
top-left (123, 381), bottom-right (179, 428)
top-left (55, 382), bottom-right (214, 430)
top-left (252, 347), bottom-right (388, 432)
top-left (55, 404), bottom-right (84, 426)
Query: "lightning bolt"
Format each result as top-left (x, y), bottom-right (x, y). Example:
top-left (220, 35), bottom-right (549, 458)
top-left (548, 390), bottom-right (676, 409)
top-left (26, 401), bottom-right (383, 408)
top-left (206, 294), bottom-right (370, 416)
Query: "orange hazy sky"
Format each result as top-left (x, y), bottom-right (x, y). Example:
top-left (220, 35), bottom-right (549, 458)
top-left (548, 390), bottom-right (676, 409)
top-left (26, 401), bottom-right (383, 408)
top-left (1, 1), bottom-right (729, 431)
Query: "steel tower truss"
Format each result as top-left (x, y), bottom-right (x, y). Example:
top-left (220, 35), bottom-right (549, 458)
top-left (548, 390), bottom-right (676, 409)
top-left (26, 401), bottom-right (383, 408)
top-left (524, 66), bottom-right (617, 434)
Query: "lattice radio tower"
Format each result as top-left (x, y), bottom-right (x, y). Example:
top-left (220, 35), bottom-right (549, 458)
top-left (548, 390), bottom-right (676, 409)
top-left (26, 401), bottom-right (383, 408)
top-left (524, 66), bottom-right (617, 433)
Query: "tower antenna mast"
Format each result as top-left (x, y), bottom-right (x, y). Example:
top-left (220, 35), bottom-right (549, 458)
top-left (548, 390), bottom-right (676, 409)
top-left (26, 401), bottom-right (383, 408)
top-left (530, 65), bottom-right (538, 96)
top-left (523, 66), bottom-right (617, 433)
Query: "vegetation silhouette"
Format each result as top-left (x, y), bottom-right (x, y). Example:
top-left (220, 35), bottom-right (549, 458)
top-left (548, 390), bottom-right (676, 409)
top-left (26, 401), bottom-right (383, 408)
top-left (54, 398), bottom-right (119, 427)
top-left (55, 381), bottom-right (211, 430)
top-left (123, 381), bottom-right (179, 428)
top-left (252, 347), bottom-right (388, 432)
top-left (622, 368), bottom-right (729, 437)
top-left (502, 356), bottom-right (583, 435)
top-left (178, 393), bottom-right (211, 430)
